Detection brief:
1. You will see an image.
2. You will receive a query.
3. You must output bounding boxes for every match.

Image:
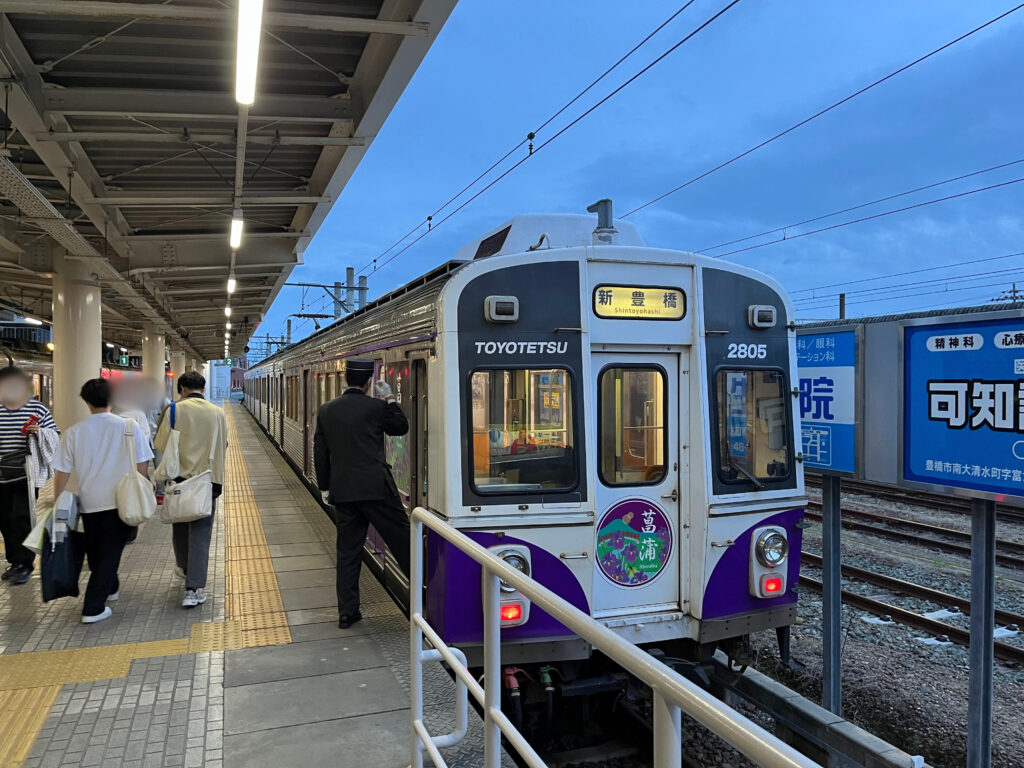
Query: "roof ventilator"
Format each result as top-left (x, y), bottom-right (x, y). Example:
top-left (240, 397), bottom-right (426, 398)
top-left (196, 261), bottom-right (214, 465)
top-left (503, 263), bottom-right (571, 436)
top-left (587, 198), bottom-right (618, 245)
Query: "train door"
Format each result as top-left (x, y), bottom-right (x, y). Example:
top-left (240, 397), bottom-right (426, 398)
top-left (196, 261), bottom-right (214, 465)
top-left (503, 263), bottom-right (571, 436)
top-left (412, 359), bottom-right (428, 508)
top-left (302, 369), bottom-right (312, 475)
top-left (278, 374), bottom-right (284, 441)
top-left (592, 353), bottom-right (684, 617)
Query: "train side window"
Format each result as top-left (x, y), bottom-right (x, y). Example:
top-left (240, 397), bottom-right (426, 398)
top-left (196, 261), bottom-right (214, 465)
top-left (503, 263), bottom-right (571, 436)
top-left (714, 369), bottom-right (791, 488)
top-left (599, 366), bottom-right (667, 486)
top-left (469, 368), bottom-right (575, 494)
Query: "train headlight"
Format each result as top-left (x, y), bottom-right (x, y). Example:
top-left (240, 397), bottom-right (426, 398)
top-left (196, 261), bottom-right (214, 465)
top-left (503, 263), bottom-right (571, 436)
top-left (499, 552), bottom-right (530, 592)
top-left (755, 531), bottom-right (789, 568)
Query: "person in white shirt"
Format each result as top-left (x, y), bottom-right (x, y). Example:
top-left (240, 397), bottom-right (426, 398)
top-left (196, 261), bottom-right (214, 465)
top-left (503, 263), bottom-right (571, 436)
top-left (53, 378), bottom-right (153, 624)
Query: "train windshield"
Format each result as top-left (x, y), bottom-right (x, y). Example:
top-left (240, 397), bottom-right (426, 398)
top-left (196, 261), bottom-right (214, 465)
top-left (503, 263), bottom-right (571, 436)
top-left (470, 368), bottom-right (575, 493)
top-left (715, 369), bottom-right (791, 488)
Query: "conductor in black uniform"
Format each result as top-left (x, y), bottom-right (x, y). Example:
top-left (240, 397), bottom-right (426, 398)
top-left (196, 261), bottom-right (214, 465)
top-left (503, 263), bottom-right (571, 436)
top-left (314, 358), bottom-right (410, 629)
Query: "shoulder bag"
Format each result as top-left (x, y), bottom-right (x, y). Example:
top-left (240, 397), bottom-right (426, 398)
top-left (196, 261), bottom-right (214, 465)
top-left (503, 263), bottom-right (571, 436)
top-left (159, 425), bottom-right (216, 524)
top-left (152, 402), bottom-right (181, 484)
top-left (116, 418), bottom-right (157, 526)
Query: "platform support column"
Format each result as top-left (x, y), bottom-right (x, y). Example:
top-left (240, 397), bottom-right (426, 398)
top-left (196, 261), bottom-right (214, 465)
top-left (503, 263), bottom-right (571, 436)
top-left (967, 498), bottom-right (996, 768)
top-left (169, 352), bottom-right (186, 397)
top-left (141, 323), bottom-right (165, 382)
top-left (821, 474), bottom-right (842, 716)
top-left (51, 253), bottom-right (102, 429)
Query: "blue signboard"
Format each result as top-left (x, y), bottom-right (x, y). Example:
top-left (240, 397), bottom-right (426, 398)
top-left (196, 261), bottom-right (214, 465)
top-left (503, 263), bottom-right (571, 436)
top-left (905, 317), bottom-right (1024, 497)
top-left (797, 331), bottom-right (856, 474)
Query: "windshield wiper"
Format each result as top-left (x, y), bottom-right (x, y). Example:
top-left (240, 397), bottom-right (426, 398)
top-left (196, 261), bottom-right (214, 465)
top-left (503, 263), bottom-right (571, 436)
top-left (730, 459), bottom-right (765, 490)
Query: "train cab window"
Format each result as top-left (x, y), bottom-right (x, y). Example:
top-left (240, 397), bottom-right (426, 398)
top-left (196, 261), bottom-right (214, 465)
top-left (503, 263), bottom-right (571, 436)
top-left (599, 367), bottom-right (666, 486)
top-left (714, 369), bottom-right (791, 488)
top-left (470, 368), bottom-right (575, 493)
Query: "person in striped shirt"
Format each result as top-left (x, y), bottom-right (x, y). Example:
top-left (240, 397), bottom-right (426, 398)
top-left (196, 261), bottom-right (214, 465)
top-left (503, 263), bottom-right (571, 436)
top-left (0, 365), bottom-right (58, 585)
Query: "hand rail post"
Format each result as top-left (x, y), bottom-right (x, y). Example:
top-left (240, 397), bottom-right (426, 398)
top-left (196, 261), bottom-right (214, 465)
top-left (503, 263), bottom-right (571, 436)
top-left (410, 513), bottom-right (425, 768)
top-left (482, 568), bottom-right (502, 768)
top-left (653, 691), bottom-right (682, 766)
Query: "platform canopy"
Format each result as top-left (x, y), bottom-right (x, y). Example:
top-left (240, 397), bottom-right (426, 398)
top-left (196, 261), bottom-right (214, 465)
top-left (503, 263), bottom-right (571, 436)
top-left (0, 0), bottom-right (455, 359)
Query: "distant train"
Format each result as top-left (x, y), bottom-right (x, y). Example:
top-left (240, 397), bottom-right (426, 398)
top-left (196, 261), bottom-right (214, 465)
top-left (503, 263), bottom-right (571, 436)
top-left (244, 201), bottom-right (806, 670)
top-left (0, 348), bottom-right (146, 412)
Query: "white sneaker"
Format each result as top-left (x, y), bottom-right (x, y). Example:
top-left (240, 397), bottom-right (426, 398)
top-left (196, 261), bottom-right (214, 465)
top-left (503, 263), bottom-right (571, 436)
top-left (182, 588), bottom-right (207, 608)
top-left (107, 592), bottom-right (119, 602)
top-left (173, 566), bottom-right (185, 581)
top-left (81, 606), bottom-right (112, 624)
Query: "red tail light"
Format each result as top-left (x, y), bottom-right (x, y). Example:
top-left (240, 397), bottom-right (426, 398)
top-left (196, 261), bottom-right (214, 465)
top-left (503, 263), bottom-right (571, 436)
top-left (763, 576), bottom-right (783, 594)
top-left (500, 603), bottom-right (523, 622)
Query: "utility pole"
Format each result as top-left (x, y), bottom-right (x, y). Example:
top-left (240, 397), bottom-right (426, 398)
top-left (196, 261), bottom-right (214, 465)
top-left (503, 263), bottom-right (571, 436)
top-left (333, 281), bottom-right (343, 319)
top-left (991, 282), bottom-right (1024, 304)
top-left (286, 318), bottom-right (292, 344)
top-left (839, 293), bottom-right (846, 320)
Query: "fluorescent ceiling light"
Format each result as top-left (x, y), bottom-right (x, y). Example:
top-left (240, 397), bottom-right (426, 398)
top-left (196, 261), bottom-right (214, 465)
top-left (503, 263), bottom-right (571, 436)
top-left (227, 272), bottom-right (237, 294)
top-left (226, 321), bottom-right (232, 330)
top-left (120, 347), bottom-right (128, 353)
top-left (105, 342), bottom-right (114, 348)
top-left (23, 316), bottom-right (43, 326)
top-left (225, 306), bottom-right (232, 318)
top-left (235, 0), bottom-right (264, 105)
top-left (229, 215), bottom-right (243, 249)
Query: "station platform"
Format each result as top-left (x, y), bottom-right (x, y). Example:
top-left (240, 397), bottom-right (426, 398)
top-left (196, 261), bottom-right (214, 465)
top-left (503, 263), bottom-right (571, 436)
top-left (0, 404), bottom-right (471, 768)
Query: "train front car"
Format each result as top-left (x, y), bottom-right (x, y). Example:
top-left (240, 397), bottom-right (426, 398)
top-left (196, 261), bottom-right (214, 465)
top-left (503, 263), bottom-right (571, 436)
top-left (426, 201), bottom-right (805, 670)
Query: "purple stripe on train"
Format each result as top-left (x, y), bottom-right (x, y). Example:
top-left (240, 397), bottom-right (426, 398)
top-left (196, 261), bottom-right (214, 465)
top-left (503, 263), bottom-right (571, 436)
top-left (426, 531), bottom-right (589, 643)
top-left (701, 508), bottom-right (803, 620)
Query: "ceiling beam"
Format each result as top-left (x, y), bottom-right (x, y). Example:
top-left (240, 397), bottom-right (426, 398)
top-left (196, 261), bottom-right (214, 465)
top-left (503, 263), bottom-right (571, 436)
top-left (35, 131), bottom-right (366, 147)
top-left (0, 2), bottom-right (431, 36)
top-left (125, 231), bottom-right (300, 242)
top-left (125, 238), bottom-right (300, 272)
top-left (43, 88), bottom-right (352, 123)
top-left (86, 194), bottom-right (327, 207)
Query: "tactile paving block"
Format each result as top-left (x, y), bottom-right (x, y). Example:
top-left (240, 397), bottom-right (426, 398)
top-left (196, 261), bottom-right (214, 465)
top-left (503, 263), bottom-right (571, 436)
top-left (189, 620), bottom-right (244, 653)
top-left (227, 590), bottom-right (285, 618)
top-left (242, 625), bottom-right (293, 648)
top-left (237, 611), bottom-right (290, 631)
top-left (225, 544), bottom-right (270, 561)
top-left (227, 557), bottom-right (276, 576)
top-left (227, 570), bottom-right (281, 595)
top-left (0, 686), bottom-right (60, 765)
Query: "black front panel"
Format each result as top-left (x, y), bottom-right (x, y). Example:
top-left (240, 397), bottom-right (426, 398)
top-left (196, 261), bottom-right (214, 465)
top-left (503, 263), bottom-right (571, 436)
top-left (702, 267), bottom-right (797, 496)
top-left (457, 260), bottom-right (586, 506)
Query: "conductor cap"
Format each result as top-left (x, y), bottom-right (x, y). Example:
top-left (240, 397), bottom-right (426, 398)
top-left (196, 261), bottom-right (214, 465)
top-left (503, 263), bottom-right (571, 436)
top-left (346, 357), bottom-right (375, 374)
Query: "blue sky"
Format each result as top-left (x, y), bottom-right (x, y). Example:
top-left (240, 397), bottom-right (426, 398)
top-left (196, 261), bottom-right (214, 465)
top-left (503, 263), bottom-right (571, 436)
top-left (256, 0), bottom-right (1024, 347)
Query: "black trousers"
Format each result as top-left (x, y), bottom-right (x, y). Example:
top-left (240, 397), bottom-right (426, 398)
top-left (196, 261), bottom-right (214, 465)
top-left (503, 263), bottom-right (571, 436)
top-left (0, 478), bottom-right (35, 568)
top-left (334, 496), bottom-right (410, 616)
top-left (80, 509), bottom-right (130, 616)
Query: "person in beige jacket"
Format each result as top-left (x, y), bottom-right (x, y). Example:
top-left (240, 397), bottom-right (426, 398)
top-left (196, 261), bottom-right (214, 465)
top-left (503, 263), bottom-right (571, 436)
top-left (154, 371), bottom-right (227, 608)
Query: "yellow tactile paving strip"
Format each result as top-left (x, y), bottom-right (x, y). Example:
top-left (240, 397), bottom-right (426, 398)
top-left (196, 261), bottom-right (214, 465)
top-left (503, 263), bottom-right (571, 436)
top-left (0, 406), bottom-right (293, 766)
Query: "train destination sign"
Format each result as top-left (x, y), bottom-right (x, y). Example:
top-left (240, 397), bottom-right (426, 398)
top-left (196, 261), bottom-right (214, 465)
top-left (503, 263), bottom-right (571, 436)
top-left (905, 316), bottom-right (1024, 498)
top-left (797, 330), bottom-right (856, 475)
top-left (593, 285), bottom-right (685, 320)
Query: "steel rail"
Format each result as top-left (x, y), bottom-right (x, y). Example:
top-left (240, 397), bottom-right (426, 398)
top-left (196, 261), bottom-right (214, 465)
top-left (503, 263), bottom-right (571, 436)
top-left (805, 475), bottom-right (1024, 524)
top-left (802, 508), bottom-right (1024, 570)
top-left (800, 552), bottom-right (1024, 627)
top-left (799, 576), bottom-right (1024, 664)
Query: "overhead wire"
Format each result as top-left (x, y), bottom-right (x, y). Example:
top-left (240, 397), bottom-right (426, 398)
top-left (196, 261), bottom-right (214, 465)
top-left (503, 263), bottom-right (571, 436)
top-left (796, 275), bottom-right (1024, 313)
top-left (354, 0), bottom-right (731, 276)
top-left (364, 0), bottom-right (745, 277)
top-left (790, 250), bottom-right (1024, 295)
top-left (710, 175), bottom-right (1024, 259)
top-left (698, 157), bottom-right (1024, 254)
top-left (622, 3), bottom-right (1024, 218)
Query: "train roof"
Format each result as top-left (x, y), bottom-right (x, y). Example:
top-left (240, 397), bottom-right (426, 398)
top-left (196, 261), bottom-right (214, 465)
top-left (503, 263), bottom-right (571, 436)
top-left (250, 260), bottom-right (465, 368)
top-left (798, 301), bottom-right (1024, 329)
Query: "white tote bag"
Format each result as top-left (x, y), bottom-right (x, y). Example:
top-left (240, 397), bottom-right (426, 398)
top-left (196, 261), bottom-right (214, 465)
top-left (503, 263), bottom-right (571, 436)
top-left (152, 402), bottom-right (181, 484)
top-left (159, 430), bottom-right (216, 525)
top-left (116, 419), bottom-right (157, 526)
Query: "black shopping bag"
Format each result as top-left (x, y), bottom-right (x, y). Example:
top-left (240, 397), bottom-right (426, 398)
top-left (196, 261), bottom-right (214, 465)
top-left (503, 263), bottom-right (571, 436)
top-left (41, 529), bottom-right (85, 602)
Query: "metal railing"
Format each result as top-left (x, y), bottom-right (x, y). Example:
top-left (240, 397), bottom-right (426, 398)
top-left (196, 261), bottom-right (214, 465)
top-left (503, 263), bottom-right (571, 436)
top-left (409, 506), bottom-right (822, 768)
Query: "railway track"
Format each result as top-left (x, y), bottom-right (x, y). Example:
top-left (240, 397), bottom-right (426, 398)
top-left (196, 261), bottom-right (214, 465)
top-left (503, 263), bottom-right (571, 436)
top-left (803, 504), bottom-right (1024, 570)
top-left (805, 474), bottom-right (1024, 525)
top-left (800, 552), bottom-right (1024, 628)
top-left (798, 575), bottom-right (1024, 665)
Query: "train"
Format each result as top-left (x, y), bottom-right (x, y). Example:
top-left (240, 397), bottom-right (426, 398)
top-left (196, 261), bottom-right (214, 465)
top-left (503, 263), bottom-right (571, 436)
top-left (243, 200), bottom-right (806, 678)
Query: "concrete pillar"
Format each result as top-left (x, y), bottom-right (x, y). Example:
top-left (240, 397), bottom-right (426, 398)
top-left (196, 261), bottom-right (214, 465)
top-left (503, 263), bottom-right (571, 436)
top-left (141, 323), bottom-right (166, 380)
top-left (52, 253), bottom-right (102, 429)
top-left (169, 352), bottom-right (186, 399)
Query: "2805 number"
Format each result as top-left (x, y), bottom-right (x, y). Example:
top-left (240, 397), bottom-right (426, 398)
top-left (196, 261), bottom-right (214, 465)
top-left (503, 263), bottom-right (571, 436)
top-left (727, 343), bottom-right (767, 359)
